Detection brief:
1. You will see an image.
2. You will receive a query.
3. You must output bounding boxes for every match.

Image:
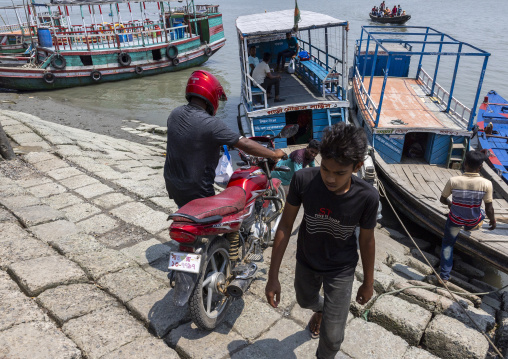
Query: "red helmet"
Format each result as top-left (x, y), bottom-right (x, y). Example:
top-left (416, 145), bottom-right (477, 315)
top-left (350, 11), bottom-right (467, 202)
top-left (185, 70), bottom-right (227, 116)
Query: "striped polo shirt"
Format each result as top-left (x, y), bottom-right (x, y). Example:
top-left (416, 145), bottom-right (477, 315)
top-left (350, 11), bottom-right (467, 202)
top-left (441, 172), bottom-right (493, 227)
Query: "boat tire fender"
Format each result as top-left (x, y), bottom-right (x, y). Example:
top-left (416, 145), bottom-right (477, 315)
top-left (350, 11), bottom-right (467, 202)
top-left (91, 70), bottom-right (102, 82)
top-left (166, 45), bottom-right (178, 60)
top-left (135, 66), bottom-right (143, 74)
top-left (172, 57), bottom-right (180, 66)
top-left (51, 54), bottom-right (66, 70)
top-left (118, 52), bottom-right (131, 66)
top-left (43, 72), bottom-right (55, 84)
top-left (204, 47), bottom-right (212, 57)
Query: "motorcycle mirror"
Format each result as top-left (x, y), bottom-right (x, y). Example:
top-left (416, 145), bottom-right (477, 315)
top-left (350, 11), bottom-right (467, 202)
top-left (277, 124), bottom-right (299, 139)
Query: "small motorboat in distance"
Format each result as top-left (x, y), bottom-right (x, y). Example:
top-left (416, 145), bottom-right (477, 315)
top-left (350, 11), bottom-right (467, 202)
top-left (369, 13), bottom-right (411, 24)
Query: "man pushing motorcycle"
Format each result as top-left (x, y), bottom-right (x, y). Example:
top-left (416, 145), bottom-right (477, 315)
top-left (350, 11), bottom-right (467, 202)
top-left (164, 70), bottom-right (286, 207)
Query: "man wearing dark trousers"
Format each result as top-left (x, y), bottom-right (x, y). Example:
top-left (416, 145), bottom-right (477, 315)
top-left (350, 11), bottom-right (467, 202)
top-left (265, 123), bottom-right (378, 359)
top-left (275, 32), bottom-right (299, 72)
top-left (252, 52), bottom-right (284, 102)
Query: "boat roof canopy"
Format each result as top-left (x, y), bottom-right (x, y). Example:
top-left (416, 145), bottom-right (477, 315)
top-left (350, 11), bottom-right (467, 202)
top-left (236, 10), bottom-right (347, 37)
top-left (49, 0), bottom-right (174, 4)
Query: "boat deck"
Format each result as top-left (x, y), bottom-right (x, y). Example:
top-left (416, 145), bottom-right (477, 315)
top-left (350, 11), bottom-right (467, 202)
top-left (361, 77), bottom-right (467, 131)
top-left (378, 155), bottom-right (508, 272)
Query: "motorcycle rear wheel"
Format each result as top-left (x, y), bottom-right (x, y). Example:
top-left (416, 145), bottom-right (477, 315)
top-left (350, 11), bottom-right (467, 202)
top-left (189, 237), bottom-right (232, 330)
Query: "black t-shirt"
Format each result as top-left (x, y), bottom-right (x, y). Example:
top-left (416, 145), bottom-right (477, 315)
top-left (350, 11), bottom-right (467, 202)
top-left (287, 167), bottom-right (379, 276)
top-left (163, 104), bottom-right (240, 207)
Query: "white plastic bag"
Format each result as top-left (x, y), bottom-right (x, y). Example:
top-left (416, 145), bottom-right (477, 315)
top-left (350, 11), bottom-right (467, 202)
top-left (287, 58), bottom-right (295, 74)
top-left (215, 145), bottom-right (234, 185)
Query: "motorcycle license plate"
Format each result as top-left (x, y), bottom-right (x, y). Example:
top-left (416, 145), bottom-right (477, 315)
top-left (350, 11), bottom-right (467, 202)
top-left (168, 252), bottom-right (201, 274)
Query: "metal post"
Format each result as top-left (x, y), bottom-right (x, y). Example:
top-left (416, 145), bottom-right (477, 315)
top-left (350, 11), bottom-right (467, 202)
top-left (341, 25), bottom-right (346, 100)
top-left (375, 55), bottom-right (391, 127)
top-left (447, 43), bottom-right (462, 112)
top-left (368, 43), bottom-right (379, 95)
top-left (308, 29), bottom-right (311, 58)
top-left (358, 27), bottom-right (364, 58)
top-left (47, 5), bottom-right (60, 52)
top-left (160, 2), bottom-right (168, 43)
top-left (325, 27), bottom-right (329, 70)
top-left (468, 55), bottom-right (489, 130)
top-left (344, 24), bottom-right (349, 102)
top-left (139, 2), bottom-right (145, 46)
top-left (416, 27), bottom-right (429, 79)
top-left (430, 34), bottom-right (444, 97)
top-left (79, 5), bottom-right (90, 51)
top-left (361, 35), bottom-right (370, 82)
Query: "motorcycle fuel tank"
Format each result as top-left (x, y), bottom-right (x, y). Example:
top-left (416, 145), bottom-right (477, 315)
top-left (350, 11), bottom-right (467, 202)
top-left (227, 167), bottom-right (268, 202)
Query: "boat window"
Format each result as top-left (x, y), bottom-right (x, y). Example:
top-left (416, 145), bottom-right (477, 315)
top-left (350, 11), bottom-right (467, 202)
top-left (79, 55), bottom-right (93, 66)
top-left (152, 49), bottom-right (162, 61)
top-left (286, 110), bottom-right (313, 145)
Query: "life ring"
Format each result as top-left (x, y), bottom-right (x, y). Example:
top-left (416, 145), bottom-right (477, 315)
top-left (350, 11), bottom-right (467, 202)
top-left (90, 70), bottom-right (102, 81)
top-left (204, 47), bottom-right (212, 57)
top-left (135, 66), bottom-right (143, 74)
top-left (51, 54), bottom-right (66, 70)
top-left (166, 45), bottom-right (178, 60)
top-left (118, 52), bottom-right (131, 66)
top-left (172, 57), bottom-right (180, 66)
top-left (43, 72), bottom-right (55, 84)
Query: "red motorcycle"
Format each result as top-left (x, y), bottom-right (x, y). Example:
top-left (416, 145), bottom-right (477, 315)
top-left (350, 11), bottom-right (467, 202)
top-left (167, 125), bottom-right (298, 330)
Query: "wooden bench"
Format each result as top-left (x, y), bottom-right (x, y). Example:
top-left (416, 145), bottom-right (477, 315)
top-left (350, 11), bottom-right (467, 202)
top-left (297, 59), bottom-right (341, 97)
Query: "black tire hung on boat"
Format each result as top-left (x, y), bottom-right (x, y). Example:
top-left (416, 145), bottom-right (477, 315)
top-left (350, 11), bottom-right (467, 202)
top-left (135, 66), bottom-right (143, 74)
top-left (118, 52), bottom-right (131, 66)
top-left (90, 70), bottom-right (102, 82)
top-left (51, 54), bottom-right (66, 70)
top-left (166, 45), bottom-right (178, 60)
top-left (172, 57), bottom-right (180, 66)
top-left (42, 72), bottom-right (55, 84)
top-left (204, 47), bottom-right (212, 57)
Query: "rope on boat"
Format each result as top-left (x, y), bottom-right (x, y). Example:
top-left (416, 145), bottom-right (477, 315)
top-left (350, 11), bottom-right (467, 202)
top-left (373, 179), bottom-right (504, 358)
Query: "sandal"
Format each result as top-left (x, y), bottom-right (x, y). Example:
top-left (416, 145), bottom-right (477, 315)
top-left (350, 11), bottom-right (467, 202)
top-left (308, 312), bottom-right (322, 339)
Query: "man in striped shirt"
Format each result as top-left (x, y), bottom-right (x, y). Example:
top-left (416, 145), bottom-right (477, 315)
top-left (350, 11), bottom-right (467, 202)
top-left (439, 150), bottom-right (496, 283)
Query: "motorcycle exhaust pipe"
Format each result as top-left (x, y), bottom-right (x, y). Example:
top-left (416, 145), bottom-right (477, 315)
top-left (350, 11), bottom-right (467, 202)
top-left (227, 277), bottom-right (255, 298)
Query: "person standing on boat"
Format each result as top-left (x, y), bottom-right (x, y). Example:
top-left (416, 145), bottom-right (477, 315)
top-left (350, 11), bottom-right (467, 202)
top-left (397, 5), bottom-right (402, 16)
top-left (439, 150), bottom-right (496, 283)
top-left (248, 45), bottom-right (259, 75)
top-left (391, 5), bottom-right (397, 16)
top-left (163, 70), bottom-right (286, 208)
top-left (265, 123), bottom-right (378, 359)
top-left (253, 53), bottom-right (285, 102)
top-left (275, 32), bottom-right (299, 73)
top-left (380, 1), bottom-right (385, 11)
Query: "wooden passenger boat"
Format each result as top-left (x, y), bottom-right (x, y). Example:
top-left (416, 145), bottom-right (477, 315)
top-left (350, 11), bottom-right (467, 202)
top-left (369, 13), bottom-right (411, 24)
top-left (351, 26), bottom-right (508, 273)
top-left (476, 90), bottom-right (508, 184)
top-left (236, 10), bottom-right (349, 148)
top-left (0, 0), bottom-right (225, 91)
top-left (0, 5), bottom-right (34, 55)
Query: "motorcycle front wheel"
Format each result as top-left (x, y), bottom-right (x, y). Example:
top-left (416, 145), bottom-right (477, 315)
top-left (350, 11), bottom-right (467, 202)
top-left (264, 186), bottom-right (286, 246)
top-left (189, 236), bottom-right (232, 330)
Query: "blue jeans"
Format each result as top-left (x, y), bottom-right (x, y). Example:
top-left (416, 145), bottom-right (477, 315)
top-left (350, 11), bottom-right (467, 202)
top-left (294, 261), bottom-right (354, 359)
top-left (440, 215), bottom-right (484, 281)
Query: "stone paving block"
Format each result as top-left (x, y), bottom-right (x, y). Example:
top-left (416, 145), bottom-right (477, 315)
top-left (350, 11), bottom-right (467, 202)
top-left (55, 144), bottom-right (86, 157)
top-left (74, 182), bottom-right (114, 199)
top-left (45, 135), bottom-right (74, 145)
top-left (497, 310), bottom-right (508, 357)
top-left (49, 233), bottom-right (105, 255)
top-left (59, 174), bottom-right (100, 190)
top-left (29, 219), bottom-right (80, 243)
top-left (341, 318), bottom-right (409, 359)
top-left (3, 123), bottom-right (33, 135)
top-left (11, 205), bottom-right (65, 227)
top-left (94, 169), bottom-right (124, 180)
top-left (249, 266), bottom-right (296, 314)
top-left (453, 260), bottom-right (485, 279)
top-left (225, 293), bottom-right (281, 341)
top-left (92, 192), bottom-right (132, 209)
top-left (0, 290), bottom-right (49, 331)
top-left (16, 176), bottom-right (53, 188)
top-left (120, 238), bottom-right (171, 266)
top-left (402, 346), bottom-right (440, 359)
top-left (0, 270), bottom-right (19, 293)
top-left (369, 295), bottom-right (432, 346)
top-left (0, 184), bottom-right (28, 197)
top-left (392, 281), bottom-right (442, 312)
top-left (97, 225), bottom-right (151, 249)
top-left (71, 248), bottom-right (136, 279)
top-left (149, 196), bottom-right (178, 212)
top-left (127, 287), bottom-right (188, 338)
top-left (141, 257), bottom-right (172, 284)
top-left (98, 266), bottom-right (165, 302)
top-left (410, 248), bottom-right (439, 267)
top-left (0, 236), bottom-right (56, 270)
top-left (423, 314), bottom-right (489, 359)
top-left (0, 207), bottom-right (15, 222)
top-left (23, 151), bottom-right (57, 164)
top-left (76, 213), bottom-right (119, 235)
top-left (8, 255), bottom-right (88, 296)
top-left (481, 295), bottom-right (501, 311)
top-left (61, 202), bottom-right (101, 222)
top-left (132, 210), bottom-right (170, 234)
top-left (27, 182), bottom-right (67, 197)
top-left (20, 141), bottom-right (51, 149)
top-left (0, 321), bottom-right (82, 359)
top-left (101, 337), bottom-right (179, 359)
top-left (42, 192), bottom-right (84, 209)
top-left (46, 166), bottom-right (84, 180)
top-left (392, 263), bottom-right (426, 281)
top-left (63, 305), bottom-right (150, 359)
top-left (110, 201), bottom-right (152, 223)
top-left (440, 297), bottom-right (496, 332)
top-left (0, 222), bottom-right (31, 242)
top-left (0, 194), bottom-right (42, 209)
top-left (37, 283), bottom-right (118, 325)
top-left (356, 269), bottom-right (394, 294)
top-left (32, 158), bottom-right (69, 173)
top-left (168, 322), bottom-right (248, 359)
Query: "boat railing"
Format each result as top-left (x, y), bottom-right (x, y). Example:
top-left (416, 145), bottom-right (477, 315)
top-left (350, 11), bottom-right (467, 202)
top-left (0, 22), bottom-right (30, 34)
top-left (418, 68), bottom-right (471, 123)
top-left (299, 38), bottom-right (341, 74)
top-left (50, 22), bottom-right (191, 51)
top-left (354, 65), bottom-right (378, 124)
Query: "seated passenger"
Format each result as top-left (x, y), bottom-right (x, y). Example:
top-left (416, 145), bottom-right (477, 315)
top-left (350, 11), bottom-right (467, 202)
top-left (271, 140), bottom-right (320, 192)
top-left (248, 45), bottom-right (259, 75)
top-left (275, 32), bottom-right (299, 72)
top-left (402, 10), bottom-right (406, 15)
top-left (252, 52), bottom-right (284, 102)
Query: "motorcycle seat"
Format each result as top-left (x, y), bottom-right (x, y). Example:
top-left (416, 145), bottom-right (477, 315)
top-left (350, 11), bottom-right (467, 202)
top-left (173, 186), bottom-right (247, 222)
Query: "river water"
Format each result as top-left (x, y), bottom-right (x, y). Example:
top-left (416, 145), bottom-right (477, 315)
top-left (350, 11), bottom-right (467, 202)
top-left (1, 0), bottom-right (507, 287)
